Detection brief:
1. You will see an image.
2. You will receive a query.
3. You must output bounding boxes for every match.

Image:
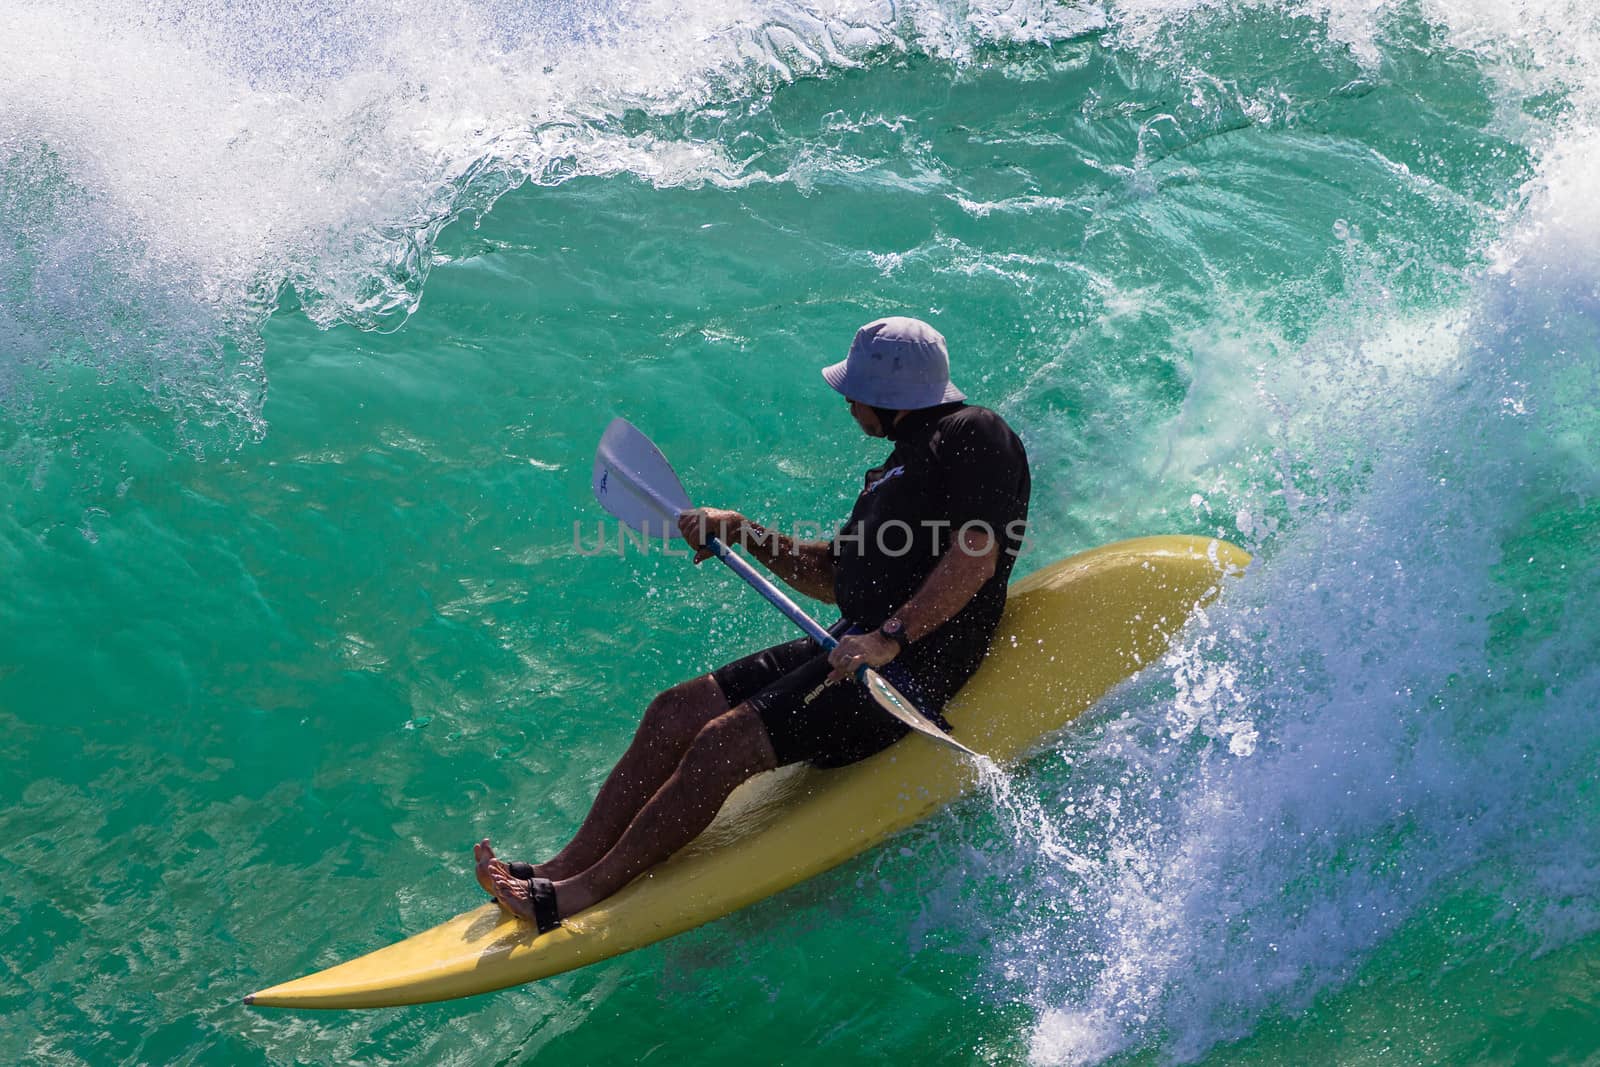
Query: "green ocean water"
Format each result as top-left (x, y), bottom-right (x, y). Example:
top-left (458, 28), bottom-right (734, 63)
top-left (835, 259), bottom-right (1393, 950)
top-left (4, 1), bottom-right (1600, 1063)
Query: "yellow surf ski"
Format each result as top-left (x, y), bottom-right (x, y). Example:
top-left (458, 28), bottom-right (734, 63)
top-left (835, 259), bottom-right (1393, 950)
top-left (247, 535), bottom-right (1249, 1009)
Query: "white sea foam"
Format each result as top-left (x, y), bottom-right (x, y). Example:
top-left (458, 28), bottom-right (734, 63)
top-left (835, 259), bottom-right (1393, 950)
top-left (1014, 319), bottom-right (1600, 1064)
top-left (997, 13), bottom-right (1600, 1058)
top-left (0, 0), bottom-right (1104, 436)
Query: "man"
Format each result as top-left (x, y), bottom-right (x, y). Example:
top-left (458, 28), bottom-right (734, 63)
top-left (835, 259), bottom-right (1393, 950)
top-left (476, 316), bottom-right (1031, 932)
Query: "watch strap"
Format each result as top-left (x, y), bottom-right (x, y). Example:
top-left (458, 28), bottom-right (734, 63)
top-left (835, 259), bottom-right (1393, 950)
top-left (878, 617), bottom-right (912, 651)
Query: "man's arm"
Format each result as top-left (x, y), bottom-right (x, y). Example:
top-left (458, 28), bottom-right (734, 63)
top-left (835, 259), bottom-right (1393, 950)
top-left (677, 508), bottom-right (838, 604)
top-left (824, 526), bottom-right (998, 682)
top-left (885, 525), bottom-right (999, 640)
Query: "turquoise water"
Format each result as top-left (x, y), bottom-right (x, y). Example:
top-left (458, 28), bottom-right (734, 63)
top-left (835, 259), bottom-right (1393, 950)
top-left (4, 1), bottom-right (1600, 1062)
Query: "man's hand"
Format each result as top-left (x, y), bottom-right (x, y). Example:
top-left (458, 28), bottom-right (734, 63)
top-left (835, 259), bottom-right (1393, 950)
top-left (825, 630), bottom-right (901, 684)
top-left (677, 507), bottom-right (747, 564)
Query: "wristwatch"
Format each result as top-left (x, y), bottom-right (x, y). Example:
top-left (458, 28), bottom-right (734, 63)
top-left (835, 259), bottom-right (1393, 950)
top-left (878, 616), bottom-right (912, 651)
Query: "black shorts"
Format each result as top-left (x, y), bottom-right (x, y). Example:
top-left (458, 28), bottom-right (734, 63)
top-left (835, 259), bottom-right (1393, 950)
top-left (711, 635), bottom-right (959, 769)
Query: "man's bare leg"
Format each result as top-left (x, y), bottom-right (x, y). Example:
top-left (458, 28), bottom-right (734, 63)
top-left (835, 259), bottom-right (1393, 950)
top-left (487, 703), bottom-right (778, 920)
top-left (475, 675), bottom-right (728, 900)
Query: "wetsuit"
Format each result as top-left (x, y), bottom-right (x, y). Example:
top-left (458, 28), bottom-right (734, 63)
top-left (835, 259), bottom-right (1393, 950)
top-left (712, 402), bottom-right (1031, 767)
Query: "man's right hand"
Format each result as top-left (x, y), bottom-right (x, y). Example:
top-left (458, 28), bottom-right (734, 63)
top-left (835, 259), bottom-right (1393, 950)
top-left (677, 507), bottom-right (747, 564)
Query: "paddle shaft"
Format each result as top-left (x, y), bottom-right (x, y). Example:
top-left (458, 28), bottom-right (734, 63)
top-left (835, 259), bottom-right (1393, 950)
top-left (705, 532), bottom-right (978, 757)
top-left (610, 463), bottom-right (837, 649)
top-left (703, 536), bottom-right (839, 647)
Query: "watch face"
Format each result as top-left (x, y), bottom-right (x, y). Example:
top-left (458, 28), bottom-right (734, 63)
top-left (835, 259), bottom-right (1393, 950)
top-left (882, 618), bottom-right (903, 636)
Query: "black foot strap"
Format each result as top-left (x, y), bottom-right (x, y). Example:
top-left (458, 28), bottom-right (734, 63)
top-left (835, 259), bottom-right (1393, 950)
top-left (529, 877), bottom-right (561, 934)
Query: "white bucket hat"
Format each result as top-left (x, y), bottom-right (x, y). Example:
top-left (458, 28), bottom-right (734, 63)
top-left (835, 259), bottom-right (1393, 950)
top-left (821, 316), bottom-right (966, 410)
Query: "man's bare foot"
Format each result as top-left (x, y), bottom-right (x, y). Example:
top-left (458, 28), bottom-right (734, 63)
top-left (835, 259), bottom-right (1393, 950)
top-left (475, 838), bottom-right (558, 904)
top-left (486, 862), bottom-right (544, 923)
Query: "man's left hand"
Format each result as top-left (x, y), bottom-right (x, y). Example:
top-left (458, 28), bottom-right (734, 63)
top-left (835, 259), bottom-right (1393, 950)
top-left (825, 630), bottom-right (902, 684)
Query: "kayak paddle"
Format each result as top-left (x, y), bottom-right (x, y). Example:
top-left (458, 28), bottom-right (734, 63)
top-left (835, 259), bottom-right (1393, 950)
top-left (592, 417), bottom-right (980, 760)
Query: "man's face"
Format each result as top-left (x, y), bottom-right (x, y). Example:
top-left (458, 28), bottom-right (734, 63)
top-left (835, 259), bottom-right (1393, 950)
top-left (847, 398), bottom-right (887, 438)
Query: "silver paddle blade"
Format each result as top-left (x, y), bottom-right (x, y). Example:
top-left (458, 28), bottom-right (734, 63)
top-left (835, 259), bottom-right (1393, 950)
top-left (861, 668), bottom-right (979, 758)
top-left (593, 417), bottom-right (694, 541)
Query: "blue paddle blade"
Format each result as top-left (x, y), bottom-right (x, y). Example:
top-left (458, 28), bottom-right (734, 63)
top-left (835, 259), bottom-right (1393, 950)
top-left (593, 417), bottom-right (695, 542)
